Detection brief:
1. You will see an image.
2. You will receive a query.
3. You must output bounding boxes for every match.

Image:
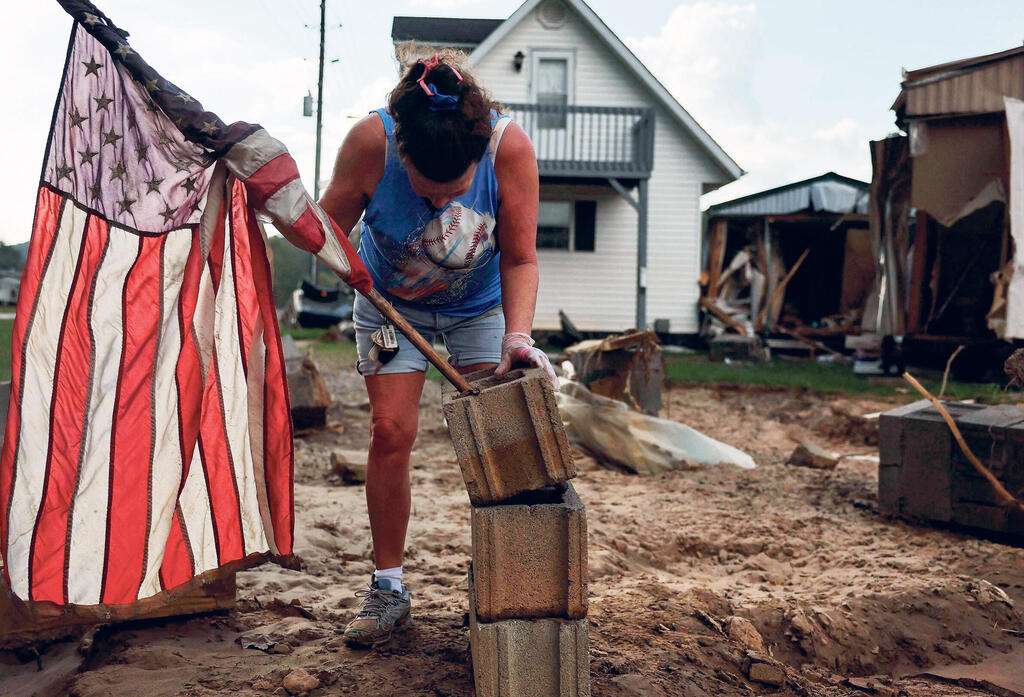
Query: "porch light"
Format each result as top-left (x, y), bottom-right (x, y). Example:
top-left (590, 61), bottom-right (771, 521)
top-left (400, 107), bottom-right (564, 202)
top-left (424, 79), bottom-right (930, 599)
top-left (513, 51), bottom-right (525, 72)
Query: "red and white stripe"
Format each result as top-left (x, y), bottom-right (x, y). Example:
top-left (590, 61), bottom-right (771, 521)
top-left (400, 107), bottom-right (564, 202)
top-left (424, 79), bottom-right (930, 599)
top-left (2, 185), bottom-right (300, 604)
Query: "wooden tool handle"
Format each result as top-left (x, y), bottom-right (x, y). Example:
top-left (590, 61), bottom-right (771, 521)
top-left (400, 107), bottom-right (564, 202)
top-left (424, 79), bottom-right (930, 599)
top-left (362, 288), bottom-right (477, 394)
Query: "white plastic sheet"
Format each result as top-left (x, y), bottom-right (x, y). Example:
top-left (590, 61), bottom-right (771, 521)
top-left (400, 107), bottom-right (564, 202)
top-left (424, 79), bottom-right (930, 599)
top-left (1005, 97), bottom-right (1024, 340)
top-left (556, 380), bottom-right (756, 474)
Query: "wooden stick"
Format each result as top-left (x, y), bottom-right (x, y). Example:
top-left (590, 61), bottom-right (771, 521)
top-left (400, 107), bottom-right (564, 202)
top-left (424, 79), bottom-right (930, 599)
top-left (700, 297), bottom-right (747, 336)
top-left (362, 289), bottom-right (476, 394)
top-left (778, 326), bottom-right (848, 361)
top-left (939, 345), bottom-right (965, 399)
top-left (902, 372), bottom-right (1024, 513)
top-left (757, 248), bottom-right (810, 331)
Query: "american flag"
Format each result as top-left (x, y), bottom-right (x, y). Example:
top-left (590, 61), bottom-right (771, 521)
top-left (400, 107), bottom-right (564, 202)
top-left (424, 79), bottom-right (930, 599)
top-left (0, 0), bottom-right (372, 606)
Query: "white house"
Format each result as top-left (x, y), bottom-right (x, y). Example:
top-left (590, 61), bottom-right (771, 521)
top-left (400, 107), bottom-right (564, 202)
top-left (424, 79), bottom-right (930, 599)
top-left (392, 0), bottom-right (742, 335)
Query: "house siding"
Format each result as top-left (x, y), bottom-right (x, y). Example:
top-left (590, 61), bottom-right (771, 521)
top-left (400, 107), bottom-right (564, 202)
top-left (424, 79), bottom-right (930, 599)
top-left (470, 2), bottom-right (726, 333)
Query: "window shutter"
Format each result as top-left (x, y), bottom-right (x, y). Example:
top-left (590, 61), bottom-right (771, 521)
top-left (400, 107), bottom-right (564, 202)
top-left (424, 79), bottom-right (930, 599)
top-left (574, 201), bottom-right (596, 252)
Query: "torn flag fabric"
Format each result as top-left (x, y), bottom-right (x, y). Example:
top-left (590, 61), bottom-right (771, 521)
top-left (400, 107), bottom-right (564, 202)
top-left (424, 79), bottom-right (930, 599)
top-left (0, 0), bottom-right (371, 606)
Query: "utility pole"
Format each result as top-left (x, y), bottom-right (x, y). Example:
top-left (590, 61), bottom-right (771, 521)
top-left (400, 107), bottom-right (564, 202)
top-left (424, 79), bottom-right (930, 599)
top-left (309, 0), bottom-right (326, 282)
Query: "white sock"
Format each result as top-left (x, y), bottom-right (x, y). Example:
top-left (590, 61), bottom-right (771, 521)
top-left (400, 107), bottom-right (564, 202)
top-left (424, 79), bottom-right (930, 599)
top-left (374, 566), bottom-right (403, 589)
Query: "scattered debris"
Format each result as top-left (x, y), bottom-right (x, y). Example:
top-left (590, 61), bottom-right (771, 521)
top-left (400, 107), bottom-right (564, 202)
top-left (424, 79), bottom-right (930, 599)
top-left (726, 616), bottom-right (766, 654)
top-left (317, 320), bottom-right (355, 343)
top-left (330, 449), bottom-right (368, 484)
top-left (786, 442), bottom-right (840, 470)
top-left (557, 379), bottom-right (756, 474)
top-left (282, 667), bottom-right (320, 695)
top-left (1006, 348), bottom-right (1024, 389)
top-left (283, 335), bottom-right (333, 430)
top-left (708, 334), bottom-right (768, 363)
top-left (743, 651), bottom-right (787, 687)
top-left (694, 609), bottom-right (725, 636)
top-left (238, 632), bottom-right (276, 652)
top-left (565, 330), bottom-right (663, 414)
top-left (845, 676), bottom-right (896, 696)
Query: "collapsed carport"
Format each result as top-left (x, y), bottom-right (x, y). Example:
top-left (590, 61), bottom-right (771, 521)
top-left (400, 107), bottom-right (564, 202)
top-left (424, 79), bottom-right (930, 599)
top-left (701, 172), bottom-right (873, 351)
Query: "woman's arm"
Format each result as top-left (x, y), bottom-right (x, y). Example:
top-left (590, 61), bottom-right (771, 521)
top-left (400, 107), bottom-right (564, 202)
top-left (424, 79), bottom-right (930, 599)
top-left (494, 122), bottom-right (540, 335)
top-left (318, 114), bottom-right (386, 235)
top-left (493, 122), bottom-right (557, 384)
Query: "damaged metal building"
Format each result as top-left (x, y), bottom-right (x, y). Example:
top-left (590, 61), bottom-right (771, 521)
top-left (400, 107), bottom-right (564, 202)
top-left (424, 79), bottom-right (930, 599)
top-left (869, 45), bottom-right (1024, 375)
top-left (701, 172), bottom-right (872, 346)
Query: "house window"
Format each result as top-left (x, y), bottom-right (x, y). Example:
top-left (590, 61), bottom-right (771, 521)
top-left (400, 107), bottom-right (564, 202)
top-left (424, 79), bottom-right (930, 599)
top-left (537, 200), bottom-right (596, 252)
top-left (536, 57), bottom-right (568, 128)
top-left (537, 200), bottom-right (571, 249)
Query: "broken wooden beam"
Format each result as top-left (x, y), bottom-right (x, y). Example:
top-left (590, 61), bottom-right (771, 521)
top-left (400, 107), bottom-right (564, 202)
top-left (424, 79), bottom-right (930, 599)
top-left (700, 297), bottom-right (748, 336)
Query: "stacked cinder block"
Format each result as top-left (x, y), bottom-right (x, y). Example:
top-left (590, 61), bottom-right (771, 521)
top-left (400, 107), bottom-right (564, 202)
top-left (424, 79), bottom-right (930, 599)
top-left (443, 368), bottom-right (591, 697)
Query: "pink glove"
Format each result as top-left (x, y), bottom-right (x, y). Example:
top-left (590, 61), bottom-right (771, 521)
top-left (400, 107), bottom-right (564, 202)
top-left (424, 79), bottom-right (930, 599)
top-left (494, 332), bottom-right (559, 388)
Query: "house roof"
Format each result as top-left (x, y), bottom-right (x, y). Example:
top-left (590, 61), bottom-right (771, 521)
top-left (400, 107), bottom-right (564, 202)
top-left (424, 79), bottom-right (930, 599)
top-left (706, 172), bottom-right (869, 217)
top-left (892, 44), bottom-right (1024, 122)
top-left (465, 0), bottom-right (743, 183)
top-left (391, 16), bottom-right (504, 47)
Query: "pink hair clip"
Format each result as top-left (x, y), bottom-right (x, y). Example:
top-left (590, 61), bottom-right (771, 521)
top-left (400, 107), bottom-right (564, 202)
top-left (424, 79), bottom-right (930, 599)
top-left (417, 54), bottom-right (463, 97)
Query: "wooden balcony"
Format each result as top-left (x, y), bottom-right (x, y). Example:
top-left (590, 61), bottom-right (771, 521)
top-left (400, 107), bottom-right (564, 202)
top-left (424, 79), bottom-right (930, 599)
top-left (504, 103), bottom-right (655, 181)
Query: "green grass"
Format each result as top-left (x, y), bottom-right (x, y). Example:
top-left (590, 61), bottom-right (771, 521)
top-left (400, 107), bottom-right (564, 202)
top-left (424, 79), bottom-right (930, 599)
top-left (281, 327), bottom-right (333, 341)
top-left (0, 317), bottom-right (11, 382)
top-left (664, 353), bottom-right (1016, 403)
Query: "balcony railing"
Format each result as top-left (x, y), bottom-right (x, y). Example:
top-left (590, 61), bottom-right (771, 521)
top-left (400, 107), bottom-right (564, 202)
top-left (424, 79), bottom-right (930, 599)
top-left (504, 103), bottom-right (655, 179)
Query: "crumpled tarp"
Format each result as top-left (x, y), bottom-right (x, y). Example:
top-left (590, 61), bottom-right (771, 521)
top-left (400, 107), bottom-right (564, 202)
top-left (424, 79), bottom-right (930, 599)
top-left (1004, 97), bottom-right (1024, 340)
top-left (555, 381), bottom-right (756, 475)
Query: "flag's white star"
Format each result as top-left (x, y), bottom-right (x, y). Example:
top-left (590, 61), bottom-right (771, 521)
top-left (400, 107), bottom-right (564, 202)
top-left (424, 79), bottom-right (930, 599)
top-left (200, 121), bottom-right (219, 136)
top-left (114, 44), bottom-right (134, 60)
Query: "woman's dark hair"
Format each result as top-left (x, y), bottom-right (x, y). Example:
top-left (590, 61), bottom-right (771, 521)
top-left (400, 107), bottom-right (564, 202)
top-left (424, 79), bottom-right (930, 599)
top-left (388, 52), bottom-right (501, 183)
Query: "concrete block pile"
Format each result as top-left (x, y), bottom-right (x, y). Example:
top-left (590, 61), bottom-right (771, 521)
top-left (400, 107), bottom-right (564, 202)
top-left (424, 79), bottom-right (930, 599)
top-left (443, 368), bottom-right (591, 697)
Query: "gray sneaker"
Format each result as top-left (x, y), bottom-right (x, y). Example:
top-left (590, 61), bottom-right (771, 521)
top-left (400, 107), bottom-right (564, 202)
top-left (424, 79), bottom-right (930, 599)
top-left (343, 577), bottom-right (412, 647)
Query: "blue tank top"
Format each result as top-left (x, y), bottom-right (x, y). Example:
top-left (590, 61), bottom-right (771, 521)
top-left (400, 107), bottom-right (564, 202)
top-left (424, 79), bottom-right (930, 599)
top-left (358, 108), bottom-right (507, 316)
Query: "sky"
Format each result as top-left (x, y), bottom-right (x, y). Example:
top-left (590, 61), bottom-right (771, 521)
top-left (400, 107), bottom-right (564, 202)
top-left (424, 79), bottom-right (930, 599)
top-left (1, 0), bottom-right (1022, 244)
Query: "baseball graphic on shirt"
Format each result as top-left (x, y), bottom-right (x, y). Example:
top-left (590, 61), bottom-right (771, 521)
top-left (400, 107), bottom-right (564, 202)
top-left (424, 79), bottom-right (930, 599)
top-left (421, 204), bottom-right (496, 269)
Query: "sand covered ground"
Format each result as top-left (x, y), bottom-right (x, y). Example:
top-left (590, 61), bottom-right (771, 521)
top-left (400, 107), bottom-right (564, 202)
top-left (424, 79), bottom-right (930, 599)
top-left (1, 345), bottom-right (1021, 697)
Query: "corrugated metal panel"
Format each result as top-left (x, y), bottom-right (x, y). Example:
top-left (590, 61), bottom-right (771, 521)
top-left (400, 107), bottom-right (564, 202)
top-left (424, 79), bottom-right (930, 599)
top-left (903, 54), bottom-right (1024, 117)
top-left (708, 177), bottom-right (869, 217)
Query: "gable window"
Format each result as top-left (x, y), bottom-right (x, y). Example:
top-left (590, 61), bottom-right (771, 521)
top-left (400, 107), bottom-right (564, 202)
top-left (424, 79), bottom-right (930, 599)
top-left (530, 50), bottom-right (574, 130)
top-left (537, 200), bottom-right (596, 252)
top-left (536, 58), bottom-right (568, 128)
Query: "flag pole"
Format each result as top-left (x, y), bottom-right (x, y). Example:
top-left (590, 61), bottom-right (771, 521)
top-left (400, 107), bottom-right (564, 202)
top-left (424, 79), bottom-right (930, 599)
top-left (310, 0), bottom-right (326, 282)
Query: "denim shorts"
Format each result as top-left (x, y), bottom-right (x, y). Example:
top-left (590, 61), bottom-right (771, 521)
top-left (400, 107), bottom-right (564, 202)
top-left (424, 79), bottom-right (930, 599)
top-left (352, 293), bottom-right (504, 376)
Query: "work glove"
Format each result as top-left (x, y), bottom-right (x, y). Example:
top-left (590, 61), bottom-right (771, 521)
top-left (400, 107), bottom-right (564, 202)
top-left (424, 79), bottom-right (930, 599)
top-left (494, 332), bottom-right (559, 388)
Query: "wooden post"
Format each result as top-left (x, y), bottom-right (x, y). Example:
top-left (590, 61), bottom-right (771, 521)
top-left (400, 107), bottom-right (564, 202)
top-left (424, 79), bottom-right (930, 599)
top-left (706, 218), bottom-right (728, 299)
top-left (907, 210), bottom-right (930, 333)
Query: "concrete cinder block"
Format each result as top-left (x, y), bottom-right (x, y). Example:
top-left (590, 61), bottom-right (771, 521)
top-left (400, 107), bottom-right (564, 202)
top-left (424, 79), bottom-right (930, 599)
top-left (469, 574), bottom-right (590, 697)
top-left (471, 482), bottom-right (587, 622)
top-left (442, 367), bottom-right (576, 505)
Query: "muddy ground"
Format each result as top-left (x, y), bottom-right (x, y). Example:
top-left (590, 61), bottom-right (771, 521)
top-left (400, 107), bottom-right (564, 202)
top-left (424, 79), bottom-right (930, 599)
top-left (1, 345), bottom-right (1022, 697)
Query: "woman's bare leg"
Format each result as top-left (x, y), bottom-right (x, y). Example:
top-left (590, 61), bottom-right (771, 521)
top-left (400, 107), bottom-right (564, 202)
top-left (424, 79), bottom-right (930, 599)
top-left (363, 370), bottom-right (426, 570)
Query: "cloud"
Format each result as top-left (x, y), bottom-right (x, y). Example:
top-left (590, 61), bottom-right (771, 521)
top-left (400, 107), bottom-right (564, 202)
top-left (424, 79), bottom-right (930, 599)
top-left (404, 0), bottom-right (490, 11)
top-left (627, 2), bottom-right (760, 128)
top-left (626, 2), bottom-right (873, 208)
